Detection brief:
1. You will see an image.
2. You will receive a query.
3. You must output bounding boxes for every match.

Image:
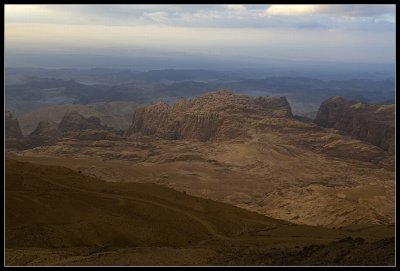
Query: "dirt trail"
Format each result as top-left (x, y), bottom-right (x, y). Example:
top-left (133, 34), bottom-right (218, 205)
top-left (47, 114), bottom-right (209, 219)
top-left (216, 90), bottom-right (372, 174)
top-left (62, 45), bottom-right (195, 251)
top-left (39, 176), bottom-right (340, 244)
top-left (40, 177), bottom-right (228, 239)
top-left (8, 175), bottom-right (344, 266)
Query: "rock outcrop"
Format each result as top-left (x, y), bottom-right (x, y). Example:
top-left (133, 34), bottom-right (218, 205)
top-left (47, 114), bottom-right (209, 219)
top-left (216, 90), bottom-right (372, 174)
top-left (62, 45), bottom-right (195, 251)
top-left (62, 130), bottom-right (122, 141)
top-left (20, 112), bottom-right (122, 148)
top-left (58, 111), bottom-right (116, 133)
top-left (315, 96), bottom-right (395, 153)
top-left (18, 102), bottom-right (139, 136)
top-left (125, 90), bottom-right (293, 141)
top-left (27, 121), bottom-right (62, 147)
top-left (5, 111), bottom-right (29, 150)
top-left (5, 111), bottom-right (23, 139)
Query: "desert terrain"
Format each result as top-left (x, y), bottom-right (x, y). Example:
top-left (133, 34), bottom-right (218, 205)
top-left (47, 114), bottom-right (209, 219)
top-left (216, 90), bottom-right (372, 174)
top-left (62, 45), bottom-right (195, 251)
top-left (5, 4), bottom-right (396, 266)
top-left (5, 90), bottom-right (395, 266)
top-left (5, 159), bottom-right (395, 266)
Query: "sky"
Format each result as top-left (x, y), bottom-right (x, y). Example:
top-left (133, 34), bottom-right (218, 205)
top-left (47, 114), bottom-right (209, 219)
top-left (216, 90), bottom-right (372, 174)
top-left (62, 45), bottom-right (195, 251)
top-left (4, 4), bottom-right (396, 65)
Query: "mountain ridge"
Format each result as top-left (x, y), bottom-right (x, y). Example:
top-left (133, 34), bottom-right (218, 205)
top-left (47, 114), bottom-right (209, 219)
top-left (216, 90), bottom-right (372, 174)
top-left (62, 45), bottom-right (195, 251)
top-left (126, 90), bottom-right (292, 141)
top-left (315, 96), bottom-right (395, 153)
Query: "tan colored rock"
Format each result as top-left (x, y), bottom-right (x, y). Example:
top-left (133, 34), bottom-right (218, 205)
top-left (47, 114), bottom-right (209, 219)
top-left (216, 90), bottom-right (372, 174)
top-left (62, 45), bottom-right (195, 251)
top-left (315, 97), bottom-right (395, 153)
top-left (126, 90), bottom-right (292, 141)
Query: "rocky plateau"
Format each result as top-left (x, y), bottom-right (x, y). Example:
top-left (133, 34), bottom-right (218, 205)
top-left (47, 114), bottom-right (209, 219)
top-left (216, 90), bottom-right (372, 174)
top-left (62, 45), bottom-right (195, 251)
top-left (6, 91), bottom-right (395, 228)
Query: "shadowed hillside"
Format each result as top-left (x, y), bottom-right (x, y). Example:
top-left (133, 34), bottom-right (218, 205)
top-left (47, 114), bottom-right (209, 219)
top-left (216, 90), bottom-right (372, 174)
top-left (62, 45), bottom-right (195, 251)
top-left (5, 159), bottom-right (394, 266)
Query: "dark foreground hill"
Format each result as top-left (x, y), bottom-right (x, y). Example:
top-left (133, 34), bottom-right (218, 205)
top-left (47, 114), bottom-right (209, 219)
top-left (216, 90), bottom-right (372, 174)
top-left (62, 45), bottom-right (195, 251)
top-left (5, 159), bottom-right (394, 266)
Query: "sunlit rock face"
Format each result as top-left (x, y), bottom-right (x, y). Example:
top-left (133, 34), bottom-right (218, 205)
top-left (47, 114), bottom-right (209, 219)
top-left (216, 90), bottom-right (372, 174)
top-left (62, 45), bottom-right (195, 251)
top-left (126, 90), bottom-right (293, 141)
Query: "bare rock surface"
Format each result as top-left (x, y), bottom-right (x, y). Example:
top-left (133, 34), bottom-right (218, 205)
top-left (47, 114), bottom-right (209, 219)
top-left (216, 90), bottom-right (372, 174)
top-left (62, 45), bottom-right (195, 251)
top-left (315, 97), bottom-right (395, 153)
top-left (17, 102), bottom-right (140, 136)
top-left (126, 90), bottom-right (292, 141)
top-left (27, 121), bottom-right (62, 147)
top-left (5, 111), bottom-right (24, 139)
top-left (7, 91), bottom-right (395, 228)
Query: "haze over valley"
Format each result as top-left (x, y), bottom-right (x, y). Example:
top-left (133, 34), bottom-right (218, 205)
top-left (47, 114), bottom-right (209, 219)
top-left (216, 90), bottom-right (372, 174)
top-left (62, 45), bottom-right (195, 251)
top-left (4, 4), bottom-right (396, 266)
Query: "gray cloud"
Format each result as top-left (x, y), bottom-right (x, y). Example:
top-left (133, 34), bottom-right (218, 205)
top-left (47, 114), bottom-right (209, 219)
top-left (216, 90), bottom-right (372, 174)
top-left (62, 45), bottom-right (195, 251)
top-left (5, 4), bottom-right (395, 29)
top-left (4, 4), bottom-right (395, 64)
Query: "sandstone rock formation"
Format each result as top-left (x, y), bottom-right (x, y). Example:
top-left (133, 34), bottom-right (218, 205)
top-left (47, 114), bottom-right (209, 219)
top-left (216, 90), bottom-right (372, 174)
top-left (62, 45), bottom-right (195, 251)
top-left (27, 121), bottom-right (62, 147)
top-left (18, 102), bottom-right (140, 136)
top-left (315, 97), bottom-right (395, 153)
top-left (58, 111), bottom-right (116, 133)
top-left (9, 90), bottom-right (395, 227)
top-left (5, 111), bottom-right (28, 150)
top-left (5, 111), bottom-right (23, 139)
top-left (125, 90), bottom-right (292, 141)
top-left (62, 130), bottom-right (122, 141)
top-left (16, 112), bottom-right (122, 149)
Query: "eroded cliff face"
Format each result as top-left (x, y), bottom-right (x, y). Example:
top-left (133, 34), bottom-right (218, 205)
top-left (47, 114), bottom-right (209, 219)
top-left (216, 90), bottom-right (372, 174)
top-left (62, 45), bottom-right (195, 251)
top-left (7, 92), bottom-right (395, 227)
top-left (125, 90), bottom-right (293, 141)
top-left (315, 97), bottom-right (395, 153)
top-left (5, 111), bottom-right (23, 139)
top-left (59, 112), bottom-right (113, 133)
top-left (5, 112), bottom-right (122, 150)
top-left (5, 111), bottom-right (29, 150)
top-left (27, 121), bottom-right (62, 147)
top-left (56, 111), bottom-right (122, 141)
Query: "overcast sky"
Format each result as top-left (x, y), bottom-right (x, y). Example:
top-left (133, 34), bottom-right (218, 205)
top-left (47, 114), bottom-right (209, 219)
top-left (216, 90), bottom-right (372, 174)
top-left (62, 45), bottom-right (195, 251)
top-left (4, 4), bottom-right (396, 64)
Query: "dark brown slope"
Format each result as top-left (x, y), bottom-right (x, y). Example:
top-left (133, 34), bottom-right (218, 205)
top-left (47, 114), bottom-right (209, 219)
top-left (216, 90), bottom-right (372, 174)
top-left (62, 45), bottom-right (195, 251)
top-left (125, 90), bottom-right (292, 141)
top-left (5, 159), bottom-right (394, 266)
top-left (315, 97), bottom-right (395, 153)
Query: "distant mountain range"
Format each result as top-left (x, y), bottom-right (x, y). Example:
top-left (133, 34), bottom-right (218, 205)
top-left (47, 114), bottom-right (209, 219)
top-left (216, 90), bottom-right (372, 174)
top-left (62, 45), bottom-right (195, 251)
top-left (5, 68), bottom-right (395, 118)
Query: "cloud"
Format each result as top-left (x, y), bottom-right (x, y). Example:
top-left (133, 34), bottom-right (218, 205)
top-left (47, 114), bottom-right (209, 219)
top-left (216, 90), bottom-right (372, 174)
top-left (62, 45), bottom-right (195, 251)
top-left (4, 4), bottom-right (395, 64)
top-left (265, 4), bottom-right (395, 18)
top-left (265, 5), bottom-right (318, 16)
top-left (4, 4), bottom-right (395, 29)
top-left (223, 5), bottom-right (247, 12)
top-left (143, 11), bottom-right (169, 23)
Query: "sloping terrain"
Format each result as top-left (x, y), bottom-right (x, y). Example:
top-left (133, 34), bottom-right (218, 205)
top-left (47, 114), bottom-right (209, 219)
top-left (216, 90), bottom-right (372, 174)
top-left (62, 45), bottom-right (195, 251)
top-left (5, 111), bottom-right (24, 139)
top-left (5, 111), bottom-right (29, 150)
top-left (9, 92), bottom-right (394, 228)
top-left (6, 90), bottom-right (394, 233)
top-left (315, 97), bottom-right (395, 153)
top-left (5, 159), bottom-right (394, 266)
